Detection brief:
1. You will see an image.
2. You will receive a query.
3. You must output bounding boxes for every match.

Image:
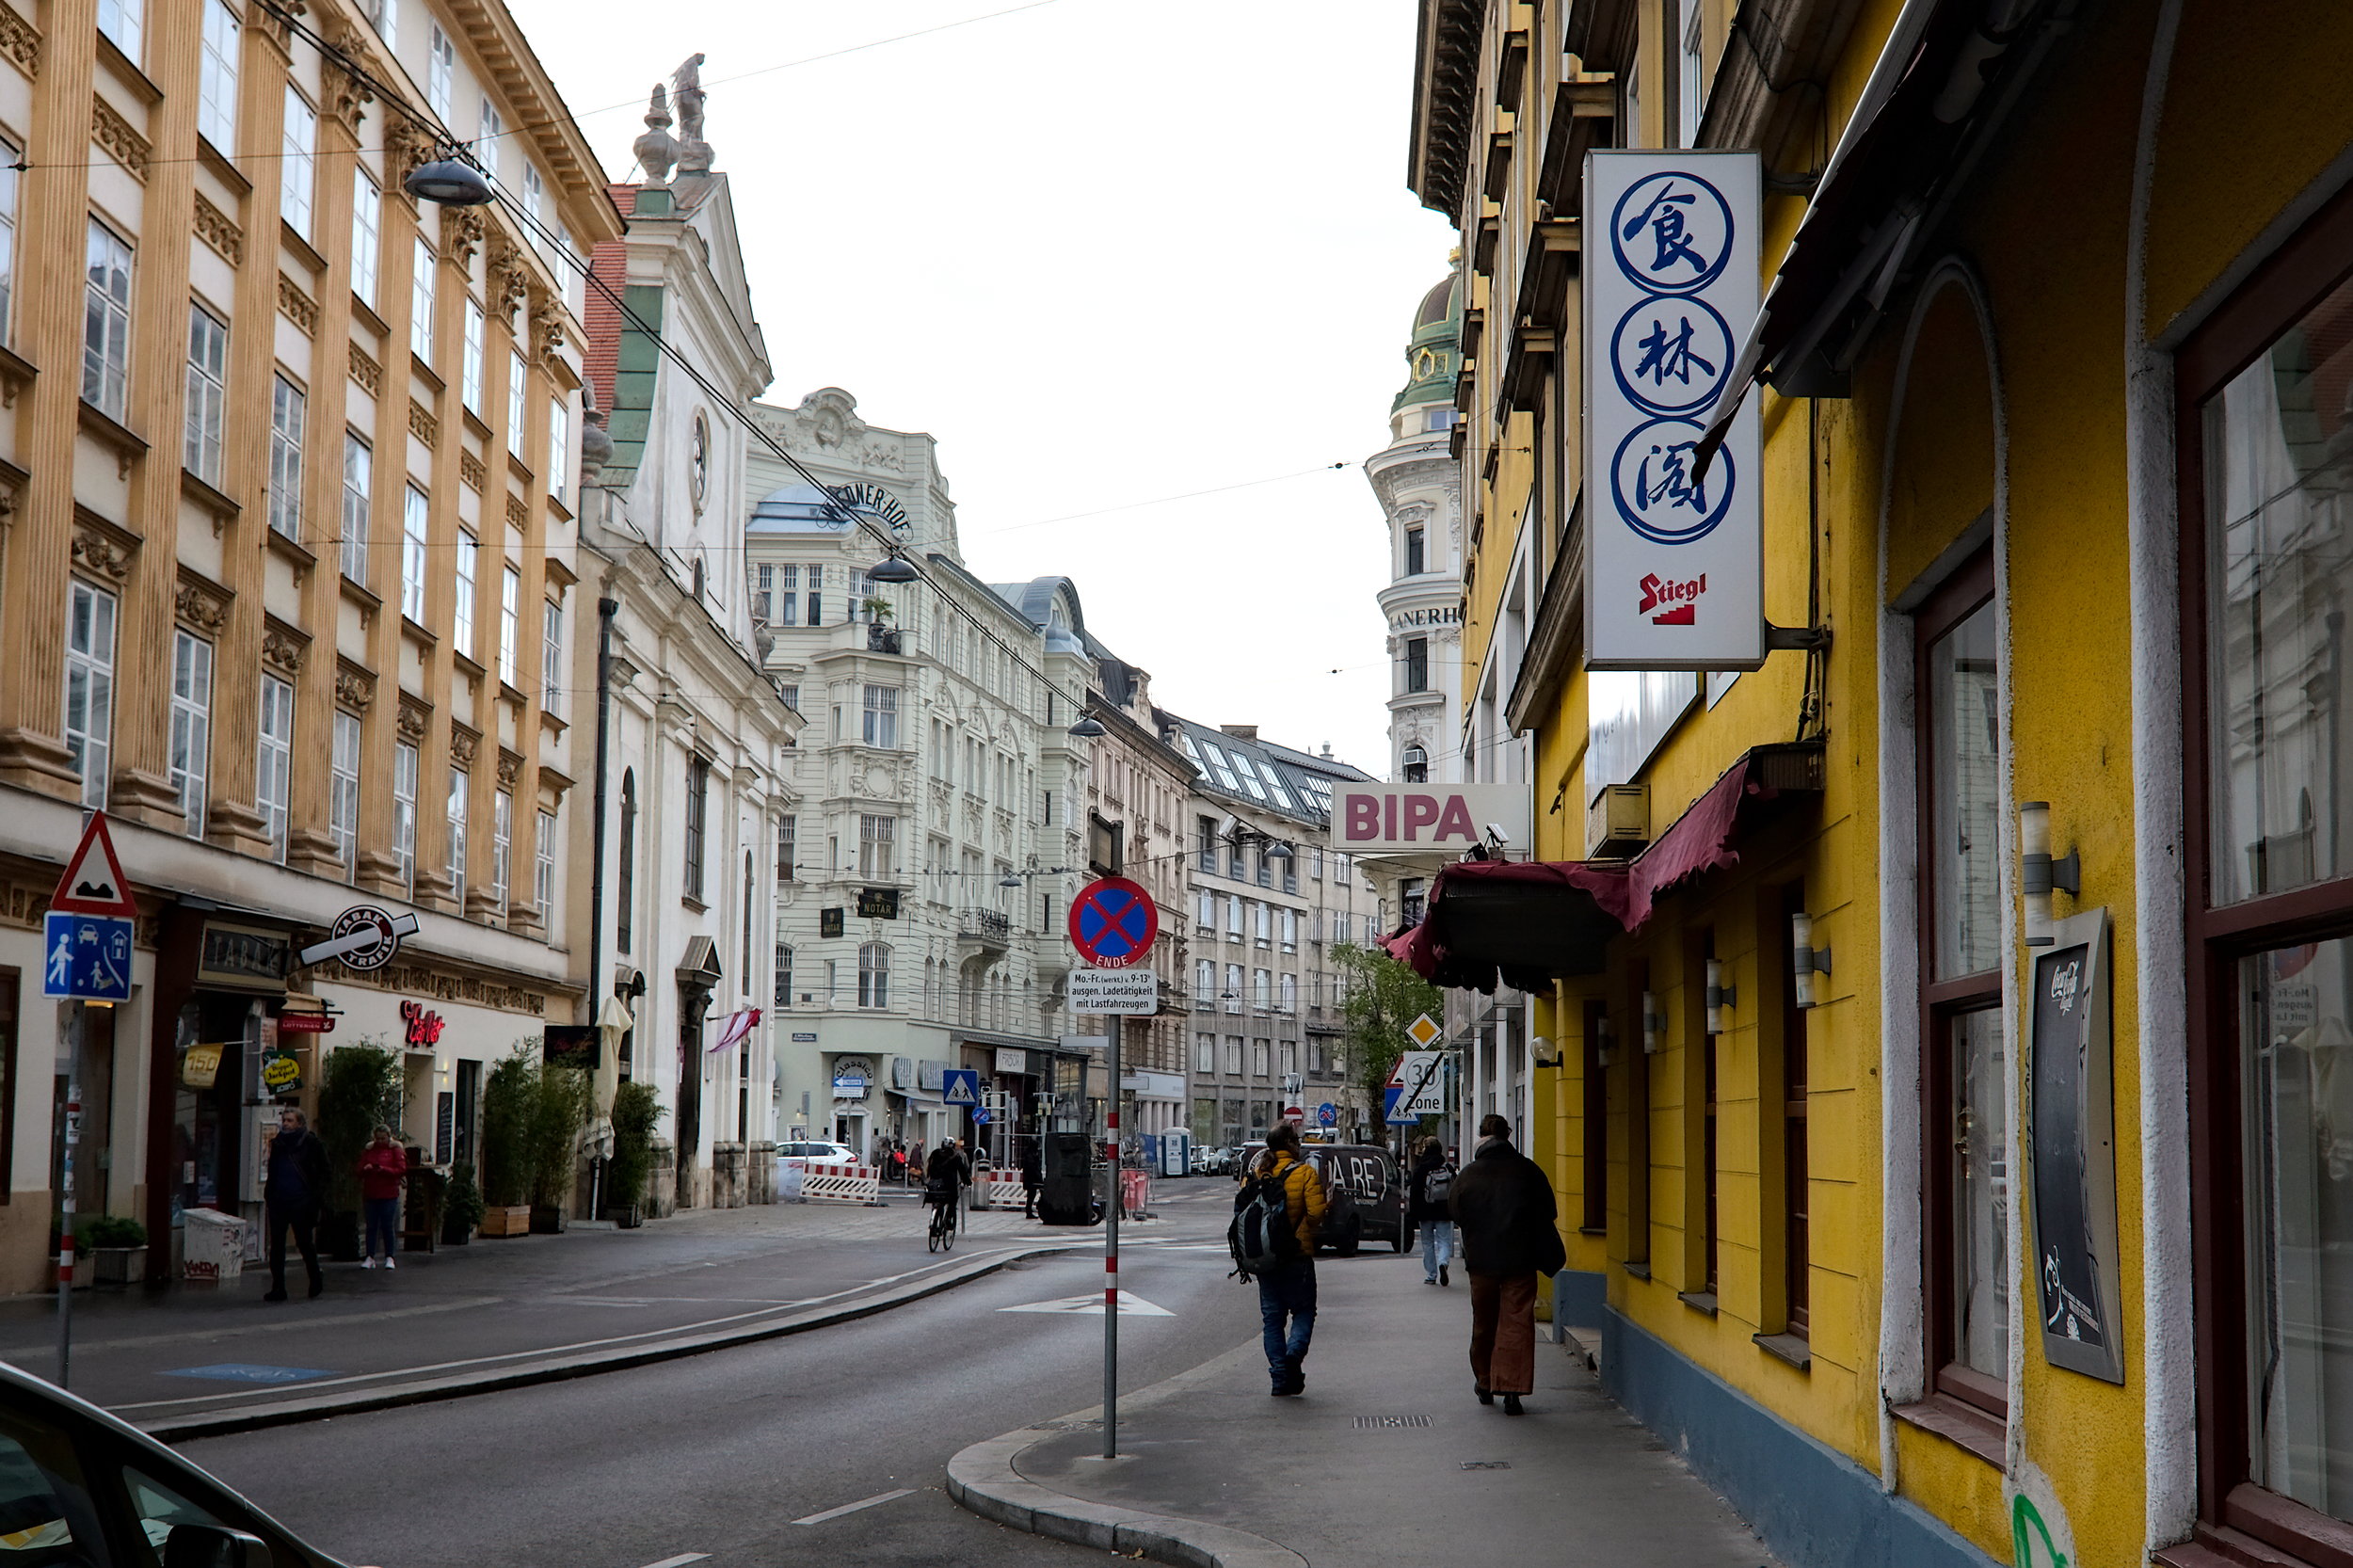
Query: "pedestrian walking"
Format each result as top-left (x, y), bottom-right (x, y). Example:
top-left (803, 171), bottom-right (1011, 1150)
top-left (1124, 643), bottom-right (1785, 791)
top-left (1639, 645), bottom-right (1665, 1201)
top-left (1018, 1136), bottom-right (1043, 1219)
top-left (262, 1106), bottom-right (330, 1303)
top-left (358, 1127), bottom-right (408, 1271)
top-left (1409, 1136), bottom-right (1457, 1286)
top-left (889, 1141), bottom-right (908, 1185)
top-left (1241, 1123), bottom-right (1326, 1397)
top-left (1448, 1113), bottom-right (1564, 1415)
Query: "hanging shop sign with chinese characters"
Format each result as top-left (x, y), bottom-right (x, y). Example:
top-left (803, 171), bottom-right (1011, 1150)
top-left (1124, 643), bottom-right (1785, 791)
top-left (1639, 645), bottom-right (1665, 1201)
top-left (1584, 151), bottom-right (1764, 671)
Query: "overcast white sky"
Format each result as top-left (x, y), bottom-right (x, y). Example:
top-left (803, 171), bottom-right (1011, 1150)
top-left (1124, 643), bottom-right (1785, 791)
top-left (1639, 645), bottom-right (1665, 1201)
top-left (509, 0), bottom-right (1454, 776)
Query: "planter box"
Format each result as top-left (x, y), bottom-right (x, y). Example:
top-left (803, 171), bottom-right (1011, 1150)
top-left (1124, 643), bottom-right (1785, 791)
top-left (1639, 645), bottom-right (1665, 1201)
top-left (603, 1206), bottom-right (643, 1229)
top-left (440, 1213), bottom-right (475, 1246)
top-left (528, 1204), bottom-right (568, 1235)
top-left (478, 1206), bottom-right (533, 1238)
top-left (88, 1246), bottom-right (146, 1286)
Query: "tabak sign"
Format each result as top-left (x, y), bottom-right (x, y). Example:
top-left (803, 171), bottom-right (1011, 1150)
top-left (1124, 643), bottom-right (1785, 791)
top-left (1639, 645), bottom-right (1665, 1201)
top-left (1584, 150), bottom-right (1764, 671)
top-left (1333, 784), bottom-right (1530, 854)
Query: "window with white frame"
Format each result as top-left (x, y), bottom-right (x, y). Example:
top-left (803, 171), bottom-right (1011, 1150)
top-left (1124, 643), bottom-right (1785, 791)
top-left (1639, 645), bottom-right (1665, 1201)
top-left (1279, 973), bottom-right (1297, 1013)
top-left (498, 564), bottom-right (520, 686)
top-left (1253, 968), bottom-right (1272, 1011)
top-left (401, 485), bottom-right (428, 621)
top-left (536, 808), bottom-right (555, 916)
top-left (83, 220), bottom-right (132, 418)
top-left (280, 88), bottom-right (316, 240)
top-left (97, 0), bottom-right (141, 63)
top-left (447, 767), bottom-right (468, 905)
top-left (1281, 907), bottom-right (1297, 952)
top-left (169, 630), bottom-right (212, 838)
top-left (329, 710), bottom-right (360, 878)
top-left (0, 143), bottom-right (17, 341)
top-left (366, 0), bottom-right (396, 49)
top-left (257, 674), bottom-right (294, 861)
top-left (426, 24), bottom-right (454, 121)
top-left (1194, 958), bottom-right (1216, 1005)
top-left (858, 814), bottom-right (895, 878)
top-left (392, 740), bottom-right (417, 892)
top-left (267, 374), bottom-right (304, 538)
top-left (64, 581), bottom-right (116, 810)
top-left (491, 789), bottom-right (512, 907)
top-left (1196, 889), bottom-right (1214, 930)
top-left (1224, 963), bottom-right (1243, 1014)
top-left (453, 531), bottom-right (477, 652)
top-left (351, 168), bottom-right (380, 307)
top-left (1195, 1032), bottom-right (1216, 1074)
top-left (751, 564), bottom-right (772, 624)
top-left (506, 350), bottom-right (526, 456)
top-left (1223, 1035), bottom-right (1243, 1075)
top-left (774, 942), bottom-right (793, 1008)
top-left (862, 684), bottom-right (898, 747)
top-left (1254, 902), bottom-right (1272, 946)
top-left (1251, 1038), bottom-right (1271, 1077)
top-left (461, 297), bottom-right (485, 411)
top-left (1680, 2), bottom-right (1706, 148)
top-left (410, 238), bottom-right (435, 363)
top-left (198, 1), bottom-right (238, 150)
top-left (858, 942), bottom-right (890, 1009)
top-left (549, 399), bottom-right (568, 502)
top-left (541, 597), bottom-right (563, 713)
top-left (1225, 895), bottom-right (1244, 940)
top-left (776, 815), bottom-right (796, 881)
top-left (184, 304), bottom-right (226, 484)
top-left (477, 99), bottom-right (503, 186)
top-left (521, 165), bottom-right (546, 252)
top-left (340, 434), bottom-right (370, 584)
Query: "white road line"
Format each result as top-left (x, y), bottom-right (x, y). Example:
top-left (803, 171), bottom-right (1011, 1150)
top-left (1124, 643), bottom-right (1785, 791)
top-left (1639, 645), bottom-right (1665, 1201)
top-left (636, 1555), bottom-right (711, 1568)
top-left (792, 1487), bottom-right (916, 1526)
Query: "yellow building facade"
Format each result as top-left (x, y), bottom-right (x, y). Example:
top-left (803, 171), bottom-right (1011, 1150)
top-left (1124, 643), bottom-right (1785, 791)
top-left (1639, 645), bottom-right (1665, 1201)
top-left (1409, 2), bottom-right (2353, 1565)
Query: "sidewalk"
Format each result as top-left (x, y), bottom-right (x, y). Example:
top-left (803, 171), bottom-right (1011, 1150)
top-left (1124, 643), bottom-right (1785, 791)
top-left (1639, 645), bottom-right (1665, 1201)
top-left (951, 1250), bottom-right (1778, 1568)
top-left (0, 1195), bottom-right (1176, 1437)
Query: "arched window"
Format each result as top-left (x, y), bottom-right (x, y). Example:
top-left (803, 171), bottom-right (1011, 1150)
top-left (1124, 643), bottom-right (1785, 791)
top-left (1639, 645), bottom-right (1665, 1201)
top-left (1401, 745), bottom-right (1428, 784)
top-left (858, 942), bottom-right (890, 1009)
top-left (691, 553), bottom-right (706, 601)
top-left (616, 769), bottom-right (636, 953)
top-left (775, 943), bottom-right (793, 1009)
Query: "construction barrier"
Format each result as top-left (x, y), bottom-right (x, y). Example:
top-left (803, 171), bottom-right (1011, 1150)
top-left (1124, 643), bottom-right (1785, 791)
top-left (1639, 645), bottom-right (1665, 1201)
top-left (977, 1171), bottom-right (1027, 1210)
top-left (800, 1160), bottom-right (881, 1206)
top-left (1120, 1168), bottom-right (1151, 1217)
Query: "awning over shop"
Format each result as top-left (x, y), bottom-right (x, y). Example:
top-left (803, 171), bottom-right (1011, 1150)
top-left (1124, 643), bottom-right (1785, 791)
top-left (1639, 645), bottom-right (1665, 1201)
top-left (1382, 744), bottom-right (1822, 992)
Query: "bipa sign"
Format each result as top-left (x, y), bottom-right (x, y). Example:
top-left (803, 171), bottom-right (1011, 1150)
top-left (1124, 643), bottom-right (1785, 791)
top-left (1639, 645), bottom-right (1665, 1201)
top-left (1333, 784), bottom-right (1531, 854)
top-left (1584, 150), bottom-right (1764, 670)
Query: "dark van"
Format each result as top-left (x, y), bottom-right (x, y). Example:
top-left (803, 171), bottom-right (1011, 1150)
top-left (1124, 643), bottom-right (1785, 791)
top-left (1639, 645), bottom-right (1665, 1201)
top-left (1238, 1141), bottom-right (1410, 1255)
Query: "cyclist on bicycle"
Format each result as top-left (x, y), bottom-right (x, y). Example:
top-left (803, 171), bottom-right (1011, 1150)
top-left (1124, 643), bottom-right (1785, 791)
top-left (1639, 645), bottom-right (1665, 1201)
top-left (924, 1138), bottom-right (971, 1218)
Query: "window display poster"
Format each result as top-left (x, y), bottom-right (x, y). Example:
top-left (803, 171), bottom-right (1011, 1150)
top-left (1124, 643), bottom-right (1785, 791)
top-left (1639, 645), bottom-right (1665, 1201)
top-left (2026, 908), bottom-right (2125, 1384)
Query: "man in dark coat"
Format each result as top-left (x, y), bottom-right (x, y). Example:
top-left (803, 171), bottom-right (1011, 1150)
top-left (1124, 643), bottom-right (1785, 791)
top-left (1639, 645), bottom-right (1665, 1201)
top-left (1448, 1113), bottom-right (1563, 1414)
top-left (1018, 1137), bottom-right (1043, 1219)
top-left (263, 1106), bottom-right (331, 1302)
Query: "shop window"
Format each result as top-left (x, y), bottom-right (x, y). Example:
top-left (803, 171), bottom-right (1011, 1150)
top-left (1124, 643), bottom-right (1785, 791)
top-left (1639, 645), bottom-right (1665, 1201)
top-left (2182, 227), bottom-right (2353, 1562)
top-left (1914, 551), bottom-right (2008, 1433)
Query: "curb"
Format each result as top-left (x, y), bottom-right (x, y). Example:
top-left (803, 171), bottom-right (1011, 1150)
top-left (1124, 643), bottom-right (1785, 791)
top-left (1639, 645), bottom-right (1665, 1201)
top-left (945, 1341), bottom-right (1308, 1568)
top-left (139, 1241), bottom-right (1080, 1443)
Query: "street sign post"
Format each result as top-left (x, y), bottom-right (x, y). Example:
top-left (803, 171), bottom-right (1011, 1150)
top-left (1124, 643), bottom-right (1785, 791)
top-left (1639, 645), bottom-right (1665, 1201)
top-left (1317, 1102), bottom-right (1337, 1128)
top-left (48, 812), bottom-right (136, 1391)
top-left (42, 913), bottom-right (132, 1002)
top-left (1068, 967), bottom-right (1159, 1015)
top-left (1067, 876), bottom-right (1158, 968)
top-left (1407, 1013), bottom-right (1443, 1048)
top-left (1385, 1049), bottom-right (1446, 1125)
top-left (50, 813), bottom-right (134, 917)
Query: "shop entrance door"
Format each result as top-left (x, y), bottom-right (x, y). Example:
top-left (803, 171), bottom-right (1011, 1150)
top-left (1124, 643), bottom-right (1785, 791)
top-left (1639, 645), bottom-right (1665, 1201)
top-left (676, 997), bottom-right (705, 1209)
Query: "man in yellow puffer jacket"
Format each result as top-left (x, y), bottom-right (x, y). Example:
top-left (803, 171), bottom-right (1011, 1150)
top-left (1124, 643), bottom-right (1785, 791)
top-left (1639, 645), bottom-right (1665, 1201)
top-left (1249, 1123), bottom-right (1327, 1397)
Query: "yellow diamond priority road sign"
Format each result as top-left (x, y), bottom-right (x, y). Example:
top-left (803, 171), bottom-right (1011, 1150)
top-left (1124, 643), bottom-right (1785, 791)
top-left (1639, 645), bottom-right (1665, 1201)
top-left (1407, 1013), bottom-right (1442, 1048)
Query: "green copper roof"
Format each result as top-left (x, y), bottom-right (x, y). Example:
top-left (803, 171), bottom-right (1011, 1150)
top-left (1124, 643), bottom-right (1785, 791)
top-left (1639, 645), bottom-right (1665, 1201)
top-left (1391, 270), bottom-right (1464, 414)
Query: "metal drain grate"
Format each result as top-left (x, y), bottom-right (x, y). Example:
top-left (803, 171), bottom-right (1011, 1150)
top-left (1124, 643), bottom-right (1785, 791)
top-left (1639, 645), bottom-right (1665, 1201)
top-left (1460, 1460), bottom-right (1512, 1470)
top-left (1352, 1416), bottom-right (1433, 1429)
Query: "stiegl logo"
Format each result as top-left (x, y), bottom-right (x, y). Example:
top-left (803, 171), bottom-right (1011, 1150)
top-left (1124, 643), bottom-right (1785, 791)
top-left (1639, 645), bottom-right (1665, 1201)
top-left (1637, 571), bottom-right (1707, 626)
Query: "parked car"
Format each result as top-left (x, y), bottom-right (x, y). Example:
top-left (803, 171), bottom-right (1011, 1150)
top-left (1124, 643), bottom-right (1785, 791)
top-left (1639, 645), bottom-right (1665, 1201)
top-left (776, 1140), bottom-right (859, 1171)
top-left (0, 1357), bottom-right (351, 1565)
top-left (1235, 1140), bottom-right (1410, 1255)
top-left (1188, 1144), bottom-right (1231, 1176)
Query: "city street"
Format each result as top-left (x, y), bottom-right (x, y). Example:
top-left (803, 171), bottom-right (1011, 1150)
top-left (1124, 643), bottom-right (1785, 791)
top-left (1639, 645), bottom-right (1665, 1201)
top-left (178, 1223), bottom-right (1274, 1568)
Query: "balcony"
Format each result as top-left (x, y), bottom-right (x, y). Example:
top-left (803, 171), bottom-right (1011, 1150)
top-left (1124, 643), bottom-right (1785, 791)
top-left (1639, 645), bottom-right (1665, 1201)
top-left (958, 907), bottom-right (1012, 952)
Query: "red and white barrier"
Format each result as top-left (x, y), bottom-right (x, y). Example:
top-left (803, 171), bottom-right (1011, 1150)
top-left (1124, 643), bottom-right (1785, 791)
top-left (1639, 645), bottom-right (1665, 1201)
top-left (800, 1160), bottom-right (881, 1206)
top-left (977, 1171), bottom-right (1027, 1210)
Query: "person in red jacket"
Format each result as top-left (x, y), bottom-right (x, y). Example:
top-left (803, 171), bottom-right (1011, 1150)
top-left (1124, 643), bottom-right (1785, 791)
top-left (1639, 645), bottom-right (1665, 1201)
top-left (358, 1127), bottom-right (408, 1271)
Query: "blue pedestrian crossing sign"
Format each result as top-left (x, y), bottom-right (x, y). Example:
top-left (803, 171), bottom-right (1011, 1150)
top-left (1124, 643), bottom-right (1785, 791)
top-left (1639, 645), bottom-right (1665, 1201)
top-left (43, 911), bottom-right (132, 1001)
top-left (942, 1068), bottom-right (981, 1110)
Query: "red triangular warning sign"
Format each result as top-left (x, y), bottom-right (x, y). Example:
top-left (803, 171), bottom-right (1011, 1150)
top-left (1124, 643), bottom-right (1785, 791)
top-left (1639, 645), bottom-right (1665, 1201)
top-left (51, 813), bottom-right (135, 917)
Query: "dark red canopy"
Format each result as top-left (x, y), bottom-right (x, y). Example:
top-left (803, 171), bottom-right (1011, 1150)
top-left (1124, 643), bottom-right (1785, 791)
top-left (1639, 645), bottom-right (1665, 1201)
top-left (1380, 745), bottom-right (1819, 992)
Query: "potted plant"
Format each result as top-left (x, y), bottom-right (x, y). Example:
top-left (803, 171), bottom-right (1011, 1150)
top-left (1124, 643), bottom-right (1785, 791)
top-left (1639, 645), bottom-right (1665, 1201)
top-left (863, 597), bottom-right (902, 652)
top-left (316, 1039), bottom-right (403, 1260)
top-left (441, 1160), bottom-right (486, 1245)
top-left (529, 1060), bottom-right (590, 1233)
top-left (478, 1048), bottom-right (539, 1238)
top-left (80, 1215), bottom-right (147, 1286)
top-left (605, 1080), bottom-right (664, 1227)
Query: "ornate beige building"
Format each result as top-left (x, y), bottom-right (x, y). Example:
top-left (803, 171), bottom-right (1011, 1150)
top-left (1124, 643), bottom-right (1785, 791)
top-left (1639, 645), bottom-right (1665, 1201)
top-left (0, 0), bottom-right (615, 1287)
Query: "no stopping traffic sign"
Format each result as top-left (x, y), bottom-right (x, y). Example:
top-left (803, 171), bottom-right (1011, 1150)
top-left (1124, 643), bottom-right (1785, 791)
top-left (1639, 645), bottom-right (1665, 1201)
top-left (1067, 876), bottom-right (1158, 968)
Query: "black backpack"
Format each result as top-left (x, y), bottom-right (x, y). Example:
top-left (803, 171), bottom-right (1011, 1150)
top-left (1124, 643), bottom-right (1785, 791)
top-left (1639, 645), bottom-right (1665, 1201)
top-left (1421, 1166), bottom-right (1453, 1208)
top-left (1228, 1159), bottom-right (1302, 1278)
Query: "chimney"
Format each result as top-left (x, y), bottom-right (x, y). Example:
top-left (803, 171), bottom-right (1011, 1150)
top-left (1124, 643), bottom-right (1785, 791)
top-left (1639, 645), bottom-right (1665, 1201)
top-left (1220, 724), bottom-right (1257, 741)
top-left (1321, 744), bottom-right (1334, 759)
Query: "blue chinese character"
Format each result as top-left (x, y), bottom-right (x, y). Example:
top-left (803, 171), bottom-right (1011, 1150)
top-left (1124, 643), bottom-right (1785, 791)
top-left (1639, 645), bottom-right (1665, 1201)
top-left (1633, 314), bottom-right (1718, 390)
top-left (1620, 186), bottom-right (1707, 278)
top-left (1637, 440), bottom-right (1710, 517)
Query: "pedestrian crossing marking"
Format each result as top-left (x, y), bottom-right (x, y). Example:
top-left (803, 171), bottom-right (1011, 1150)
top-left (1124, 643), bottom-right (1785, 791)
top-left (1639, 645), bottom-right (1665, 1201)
top-left (999, 1290), bottom-right (1174, 1317)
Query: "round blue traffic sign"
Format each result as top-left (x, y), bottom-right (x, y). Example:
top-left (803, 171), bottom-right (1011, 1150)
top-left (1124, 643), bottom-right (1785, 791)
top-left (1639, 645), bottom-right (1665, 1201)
top-left (1317, 1103), bottom-right (1337, 1128)
top-left (1067, 876), bottom-right (1159, 968)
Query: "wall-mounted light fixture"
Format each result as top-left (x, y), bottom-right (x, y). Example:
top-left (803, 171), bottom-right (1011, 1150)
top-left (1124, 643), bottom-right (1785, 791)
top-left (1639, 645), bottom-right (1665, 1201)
top-left (1791, 914), bottom-right (1832, 1009)
top-left (1531, 1035), bottom-right (1561, 1067)
top-left (1641, 990), bottom-right (1662, 1054)
top-left (1596, 1014), bottom-right (1616, 1068)
top-left (1705, 960), bottom-right (1736, 1035)
top-left (2019, 799), bottom-right (2081, 948)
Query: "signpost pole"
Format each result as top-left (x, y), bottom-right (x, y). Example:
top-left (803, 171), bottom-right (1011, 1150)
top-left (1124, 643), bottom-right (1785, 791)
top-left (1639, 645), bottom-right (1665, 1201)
top-left (56, 1008), bottom-right (77, 1388)
top-left (1104, 1016), bottom-right (1120, 1461)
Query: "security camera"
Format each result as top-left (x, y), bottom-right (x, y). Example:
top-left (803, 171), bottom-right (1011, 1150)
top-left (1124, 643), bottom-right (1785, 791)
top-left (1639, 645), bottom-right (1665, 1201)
top-left (1484, 824), bottom-right (1510, 845)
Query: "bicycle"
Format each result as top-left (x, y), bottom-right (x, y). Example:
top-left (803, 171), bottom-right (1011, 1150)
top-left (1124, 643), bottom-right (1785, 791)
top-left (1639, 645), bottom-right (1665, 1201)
top-left (925, 1181), bottom-right (958, 1252)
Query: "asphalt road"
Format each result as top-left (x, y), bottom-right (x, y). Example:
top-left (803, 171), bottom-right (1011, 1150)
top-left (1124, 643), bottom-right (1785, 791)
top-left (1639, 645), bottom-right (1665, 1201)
top-left (179, 1199), bottom-right (1398, 1568)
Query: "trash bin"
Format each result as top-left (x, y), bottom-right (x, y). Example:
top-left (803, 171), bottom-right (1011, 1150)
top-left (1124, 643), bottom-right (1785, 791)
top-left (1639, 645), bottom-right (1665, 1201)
top-left (1037, 1131), bottom-right (1098, 1225)
top-left (181, 1208), bottom-right (245, 1282)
